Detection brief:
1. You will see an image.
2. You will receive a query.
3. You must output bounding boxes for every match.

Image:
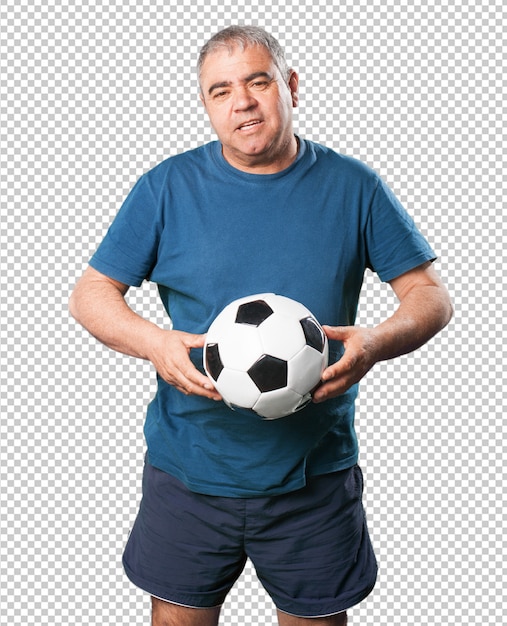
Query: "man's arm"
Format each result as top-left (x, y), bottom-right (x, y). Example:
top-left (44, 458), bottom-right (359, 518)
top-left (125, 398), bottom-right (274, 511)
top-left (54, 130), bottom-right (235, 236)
top-left (68, 266), bottom-right (221, 400)
top-left (312, 262), bottom-right (453, 402)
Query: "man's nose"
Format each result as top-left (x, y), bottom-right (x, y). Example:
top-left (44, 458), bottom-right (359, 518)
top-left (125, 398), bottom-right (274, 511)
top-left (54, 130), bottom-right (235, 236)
top-left (232, 86), bottom-right (257, 111)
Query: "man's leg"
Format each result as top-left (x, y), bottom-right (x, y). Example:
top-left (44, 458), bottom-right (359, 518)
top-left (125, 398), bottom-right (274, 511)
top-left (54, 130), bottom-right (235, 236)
top-left (151, 597), bottom-right (221, 626)
top-left (277, 609), bottom-right (347, 626)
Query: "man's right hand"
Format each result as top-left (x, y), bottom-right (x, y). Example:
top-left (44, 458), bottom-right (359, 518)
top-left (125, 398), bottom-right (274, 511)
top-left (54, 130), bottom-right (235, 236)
top-left (147, 329), bottom-right (222, 400)
top-left (69, 266), bottom-right (221, 401)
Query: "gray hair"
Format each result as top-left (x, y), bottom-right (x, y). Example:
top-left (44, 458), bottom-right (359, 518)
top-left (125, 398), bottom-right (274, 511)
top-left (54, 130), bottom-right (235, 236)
top-left (197, 25), bottom-right (291, 89)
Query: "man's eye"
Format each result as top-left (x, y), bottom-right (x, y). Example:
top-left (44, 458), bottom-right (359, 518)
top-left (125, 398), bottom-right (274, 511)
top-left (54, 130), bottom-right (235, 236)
top-left (213, 91), bottom-right (229, 100)
top-left (251, 81), bottom-right (269, 89)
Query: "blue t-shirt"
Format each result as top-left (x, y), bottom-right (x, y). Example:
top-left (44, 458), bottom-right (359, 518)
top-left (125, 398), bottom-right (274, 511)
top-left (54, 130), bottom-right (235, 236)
top-left (90, 138), bottom-right (436, 497)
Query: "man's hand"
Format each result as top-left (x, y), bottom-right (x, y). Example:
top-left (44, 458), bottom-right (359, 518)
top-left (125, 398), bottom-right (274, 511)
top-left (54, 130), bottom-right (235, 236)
top-left (312, 262), bottom-right (453, 403)
top-left (69, 266), bottom-right (221, 401)
top-left (312, 326), bottom-right (378, 403)
top-left (147, 329), bottom-right (222, 400)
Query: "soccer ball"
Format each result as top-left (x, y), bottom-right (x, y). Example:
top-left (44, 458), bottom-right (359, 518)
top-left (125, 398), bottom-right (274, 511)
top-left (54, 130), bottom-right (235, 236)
top-left (203, 293), bottom-right (329, 419)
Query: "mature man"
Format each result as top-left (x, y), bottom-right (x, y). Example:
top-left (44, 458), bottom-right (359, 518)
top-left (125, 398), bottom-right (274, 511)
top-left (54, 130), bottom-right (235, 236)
top-left (69, 26), bottom-right (452, 626)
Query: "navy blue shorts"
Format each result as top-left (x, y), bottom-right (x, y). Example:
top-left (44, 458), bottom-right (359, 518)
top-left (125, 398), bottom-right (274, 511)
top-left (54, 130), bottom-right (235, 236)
top-left (123, 460), bottom-right (377, 618)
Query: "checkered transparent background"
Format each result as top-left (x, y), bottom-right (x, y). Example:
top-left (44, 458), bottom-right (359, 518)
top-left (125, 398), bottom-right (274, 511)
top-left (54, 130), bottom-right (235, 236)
top-left (1, 0), bottom-right (505, 624)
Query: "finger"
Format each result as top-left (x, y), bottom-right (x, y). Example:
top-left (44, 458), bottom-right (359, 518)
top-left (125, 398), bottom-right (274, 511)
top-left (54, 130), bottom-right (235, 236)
top-left (182, 332), bottom-right (207, 349)
top-left (155, 352), bottom-right (221, 399)
top-left (154, 331), bottom-right (222, 399)
top-left (313, 356), bottom-right (357, 402)
top-left (321, 352), bottom-right (355, 381)
top-left (176, 363), bottom-right (222, 399)
top-left (322, 325), bottom-right (351, 340)
top-left (313, 369), bottom-right (355, 401)
top-left (171, 373), bottom-right (222, 399)
top-left (313, 379), bottom-right (346, 403)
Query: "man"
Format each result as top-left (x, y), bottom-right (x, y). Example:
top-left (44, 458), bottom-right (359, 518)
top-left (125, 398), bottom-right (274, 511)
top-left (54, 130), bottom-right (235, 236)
top-left (69, 26), bottom-right (452, 626)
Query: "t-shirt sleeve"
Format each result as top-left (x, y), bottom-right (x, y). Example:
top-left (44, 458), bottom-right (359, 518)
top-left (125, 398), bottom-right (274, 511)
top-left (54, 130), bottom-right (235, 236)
top-left (89, 172), bottom-right (164, 287)
top-left (365, 176), bottom-right (437, 282)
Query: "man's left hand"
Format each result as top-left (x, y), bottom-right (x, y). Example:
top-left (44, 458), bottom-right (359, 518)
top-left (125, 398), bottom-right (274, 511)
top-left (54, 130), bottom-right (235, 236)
top-left (312, 325), bottom-right (379, 402)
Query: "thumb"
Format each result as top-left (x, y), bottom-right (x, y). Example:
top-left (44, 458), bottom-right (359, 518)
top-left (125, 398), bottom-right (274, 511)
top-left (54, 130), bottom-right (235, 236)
top-left (178, 331), bottom-right (207, 350)
top-left (189, 333), bottom-right (207, 348)
top-left (322, 325), bottom-right (351, 341)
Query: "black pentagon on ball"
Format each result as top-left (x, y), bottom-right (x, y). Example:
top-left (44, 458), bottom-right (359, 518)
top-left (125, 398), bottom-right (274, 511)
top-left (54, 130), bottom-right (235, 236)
top-left (300, 316), bottom-right (326, 352)
top-left (205, 343), bottom-right (224, 381)
top-left (248, 354), bottom-right (288, 392)
top-left (235, 299), bottom-right (274, 326)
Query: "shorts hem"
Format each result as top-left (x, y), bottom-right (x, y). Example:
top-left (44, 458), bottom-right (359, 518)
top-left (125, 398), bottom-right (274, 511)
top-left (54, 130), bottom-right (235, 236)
top-left (273, 574), bottom-right (377, 619)
top-left (123, 558), bottom-right (225, 610)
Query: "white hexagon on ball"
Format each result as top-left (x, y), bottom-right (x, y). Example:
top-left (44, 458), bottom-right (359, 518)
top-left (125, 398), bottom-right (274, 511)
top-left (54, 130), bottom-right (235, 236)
top-left (257, 313), bottom-right (306, 360)
top-left (252, 387), bottom-right (311, 420)
top-left (287, 344), bottom-right (328, 396)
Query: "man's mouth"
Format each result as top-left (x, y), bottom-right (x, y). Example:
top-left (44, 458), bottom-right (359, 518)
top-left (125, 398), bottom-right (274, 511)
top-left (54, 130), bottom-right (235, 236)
top-left (237, 120), bottom-right (263, 131)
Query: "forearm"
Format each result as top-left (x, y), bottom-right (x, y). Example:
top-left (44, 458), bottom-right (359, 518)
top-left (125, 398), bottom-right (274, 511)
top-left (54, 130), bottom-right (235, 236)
top-left (69, 266), bottom-right (220, 399)
top-left (370, 282), bottom-right (453, 363)
top-left (315, 264), bottom-right (453, 402)
top-left (69, 272), bottom-right (163, 361)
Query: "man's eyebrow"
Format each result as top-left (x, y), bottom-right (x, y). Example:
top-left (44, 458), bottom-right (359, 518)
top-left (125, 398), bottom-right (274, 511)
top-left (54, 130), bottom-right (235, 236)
top-left (243, 71), bottom-right (274, 83)
top-left (207, 72), bottom-right (274, 95)
top-left (207, 80), bottom-right (232, 95)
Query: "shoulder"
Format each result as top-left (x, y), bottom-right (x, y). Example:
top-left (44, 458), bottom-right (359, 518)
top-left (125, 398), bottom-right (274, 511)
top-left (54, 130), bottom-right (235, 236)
top-left (143, 142), bottom-right (217, 180)
top-left (300, 140), bottom-right (380, 198)
top-left (304, 139), bottom-right (379, 181)
top-left (128, 142), bottom-right (218, 201)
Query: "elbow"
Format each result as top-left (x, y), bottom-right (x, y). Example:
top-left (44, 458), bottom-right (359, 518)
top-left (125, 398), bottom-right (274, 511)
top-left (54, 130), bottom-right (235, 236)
top-left (446, 298), bottom-right (454, 327)
top-left (68, 290), bottom-right (78, 322)
top-left (68, 286), bottom-right (83, 325)
top-left (447, 296), bottom-right (455, 324)
top-left (439, 290), bottom-right (454, 331)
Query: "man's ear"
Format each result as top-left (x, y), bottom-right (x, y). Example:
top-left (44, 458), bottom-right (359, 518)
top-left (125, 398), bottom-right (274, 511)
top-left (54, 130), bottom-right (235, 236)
top-left (288, 70), bottom-right (299, 107)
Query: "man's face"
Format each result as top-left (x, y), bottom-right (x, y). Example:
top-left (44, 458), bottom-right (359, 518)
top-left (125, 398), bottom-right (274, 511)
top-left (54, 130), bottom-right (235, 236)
top-left (199, 44), bottom-right (299, 173)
